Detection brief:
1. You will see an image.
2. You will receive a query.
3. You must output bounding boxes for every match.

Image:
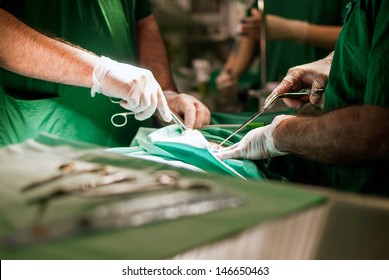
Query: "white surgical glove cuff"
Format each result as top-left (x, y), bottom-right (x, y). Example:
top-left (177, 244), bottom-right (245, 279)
top-left (91, 56), bottom-right (114, 97)
top-left (264, 115), bottom-right (295, 157)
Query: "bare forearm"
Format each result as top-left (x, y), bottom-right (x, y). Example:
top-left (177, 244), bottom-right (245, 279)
top-left (305, 25), bottom-right (342, 50)
top-left (136, 15), bottom-right (177, 91)
top-left (274, 105), bottom-right (389, 164)
top-left (0, 8), bottom-right (98, 88)
top-left (230, 37), bottom-right (257, 77)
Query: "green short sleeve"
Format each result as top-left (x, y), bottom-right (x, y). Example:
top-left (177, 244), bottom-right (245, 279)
top-left (325, 0), bottom-right (389, 109)
top-left (363, 0), bottom-right (389, 106)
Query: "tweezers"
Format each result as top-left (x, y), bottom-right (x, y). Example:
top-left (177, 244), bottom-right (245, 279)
top-left (216, 88), bottom-right (324, 149)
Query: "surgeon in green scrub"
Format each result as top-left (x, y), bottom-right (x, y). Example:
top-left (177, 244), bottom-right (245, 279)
top-left (217, 0), bottom-right (389, 197)
top-left (0, 0), bottom-right (210, 148)
top-left (216, 0), bottom-right (348, 109)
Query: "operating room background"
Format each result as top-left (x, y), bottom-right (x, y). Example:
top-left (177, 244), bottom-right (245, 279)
top-left (150, 0), bottom-right (260, 112)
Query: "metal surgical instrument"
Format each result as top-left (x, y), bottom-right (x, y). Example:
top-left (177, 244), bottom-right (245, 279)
top-left (79, 170), bottom-right (211, 198)
top-left (111, 110), bottom-right (189, 132)
top-left (170, 111), bottom-right (189, 132)
top-left (111, 111), bottom-right (135, 127)
top-left (21, 163), bottom-right (107, 192)
top-left (4, 190), bottom-right (245, 247)
top-left (109, 96), bottom-right (188, 131)
top-left (216, 88), bottom-right (325, 149)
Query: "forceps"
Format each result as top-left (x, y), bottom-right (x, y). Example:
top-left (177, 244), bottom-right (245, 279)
top-left (216, 88), bottom-right (324, 149)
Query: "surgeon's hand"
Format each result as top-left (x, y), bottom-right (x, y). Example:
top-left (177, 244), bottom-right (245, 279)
top-left (241, 9), bottom-right (309, 42)
top-left (216, 69), bottom-right (237, 94)
top-left (164, 91), bottom-right (211, 129)
top-left (266, 52), bottom-right (334, 109)
top-left (216, 115), bottom-right (294, 160)
top-left (91, 56), bottom-right (172, 122)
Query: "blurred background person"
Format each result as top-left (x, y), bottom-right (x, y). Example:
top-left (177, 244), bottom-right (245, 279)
top-left (216, 0), bottom-right (348, 112)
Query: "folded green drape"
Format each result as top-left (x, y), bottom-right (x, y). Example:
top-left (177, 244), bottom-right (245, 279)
top-left (108, 125), bottom-right (265, 180)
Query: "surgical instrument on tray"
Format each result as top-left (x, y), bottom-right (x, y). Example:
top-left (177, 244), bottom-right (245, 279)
top-left (215, 88), bottom-right (325, 149)
top-left (3, 189), bottom-right (245, 247)
top-left (80, 170), bottom-right (211, 198)
top-left (21, 163), bottom-right (107, 192)
top-left (29, 170), bottom-right (210, 203)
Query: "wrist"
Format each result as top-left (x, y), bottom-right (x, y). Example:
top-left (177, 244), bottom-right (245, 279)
top-left (91, 55), bottom-right (115, 97)
top-left (288, 19), bottom-right (309, 43)
top-left (163, 90), bottom-right (179, 100)
top-left (266, 115), bottom-right (295, 156)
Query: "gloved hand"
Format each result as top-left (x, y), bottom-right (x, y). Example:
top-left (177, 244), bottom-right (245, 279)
top-left (91, 56), bottom-right (172, 122)
top-left (215, 115), bottom-right (294, 160)
top-left (164, 91), bottom-right (211, 129)
top-left (266, 52), bottom-right (334, 109)
top-left (241, 9), bottom-right (309, 42)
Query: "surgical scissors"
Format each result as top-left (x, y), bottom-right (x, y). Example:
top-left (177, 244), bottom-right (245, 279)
top-left (110, 98), bottom-right (189, 131)
top-left (111, 112), bottom-right (135, 127)
top-left (215, 88), bottom-right (325, 149)
top-left (111, 111), bottom-right (188, 132)
top-left (110, 97), bottom-right (132, 127)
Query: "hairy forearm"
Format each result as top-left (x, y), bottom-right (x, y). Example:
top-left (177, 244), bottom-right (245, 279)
top-left (305, 24), bottom-right (342, 50)
top-left (0, 8), bottom-right (98, 88)
top-left (274, 105), bottom-right (389, 165)
top-left (136, 15), bottom-right (177, 91)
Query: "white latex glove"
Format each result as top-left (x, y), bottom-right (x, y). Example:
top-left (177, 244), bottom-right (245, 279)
top-left (241, 9), bottom-right (309, 42)
top-left (215, 115), bottom-right (295, 160)
top-left (266, 52), bottom-right (334, 109)
top-left (91, 56), bottom-right (172, 122)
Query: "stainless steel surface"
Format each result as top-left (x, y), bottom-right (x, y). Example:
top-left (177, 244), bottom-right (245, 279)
top-left (173, 186), bottom-right (389, 260)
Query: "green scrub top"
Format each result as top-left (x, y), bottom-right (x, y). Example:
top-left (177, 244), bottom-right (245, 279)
top-left (322, 0), bottom-right (389, 195)
top-left (0, 0), bottom-right (154, 148)
top-left (248, 0), bottom-right (349, 83)
top-left (269, 0), bottom-right (389, 197)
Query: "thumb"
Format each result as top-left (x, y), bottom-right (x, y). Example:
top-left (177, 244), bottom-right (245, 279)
top-left (156, 86), bottom-right (172, 122)
top-left (310, 78), bottom-right (327, 104)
